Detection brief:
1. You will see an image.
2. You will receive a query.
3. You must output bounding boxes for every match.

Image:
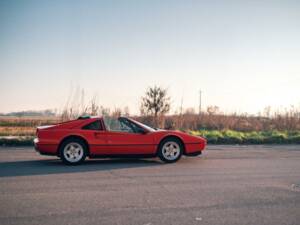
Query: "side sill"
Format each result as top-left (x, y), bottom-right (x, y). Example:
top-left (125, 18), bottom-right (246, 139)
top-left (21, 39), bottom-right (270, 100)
top-left (39, 151), bottom-right (58, 156)
top-left (89, 154), bottom-right (156, 159)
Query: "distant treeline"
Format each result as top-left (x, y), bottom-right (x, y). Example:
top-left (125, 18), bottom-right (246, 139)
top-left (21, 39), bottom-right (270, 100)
top-left (0, 109), bottom-right (56, 117)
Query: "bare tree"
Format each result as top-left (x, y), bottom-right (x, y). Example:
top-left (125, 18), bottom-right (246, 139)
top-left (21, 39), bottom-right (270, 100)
top-left (88, 95), bottom-right (99, 116)
top-left (140, 86), bottom-right (171, 127)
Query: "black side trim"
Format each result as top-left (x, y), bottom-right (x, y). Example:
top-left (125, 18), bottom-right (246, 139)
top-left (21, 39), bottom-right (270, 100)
top-left (185, 151), bottom-right (202, 156)
top-left (39, 151), bottom-right (57, 156)
top-left (37, 143), bottom-right (57, 146)
top-left (90, 144), bottom-right (158, 147)
top-left (185, 142), bottom-right (202, 145)
top-left (89, 154), bottom-right (155, 159)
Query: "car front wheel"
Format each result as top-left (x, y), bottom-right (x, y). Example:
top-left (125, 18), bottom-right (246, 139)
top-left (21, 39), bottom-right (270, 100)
top-left (59, 139), bottom-right (87, 165)
top-left (158, 138), bottom-right (183, 163)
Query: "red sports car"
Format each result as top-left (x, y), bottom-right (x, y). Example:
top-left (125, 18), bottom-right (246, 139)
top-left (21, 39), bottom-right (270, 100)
top-left (34, 116), bottom-right (206, 165)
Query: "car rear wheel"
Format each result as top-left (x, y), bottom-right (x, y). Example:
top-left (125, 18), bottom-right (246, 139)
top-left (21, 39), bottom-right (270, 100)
top-left (59, 139), bottom-right (87, 165)
top-left (158, 138), bottom-right (183, 163)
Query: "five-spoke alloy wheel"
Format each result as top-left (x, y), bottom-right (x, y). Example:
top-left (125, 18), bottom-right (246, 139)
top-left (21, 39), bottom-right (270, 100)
top-left (158, 137), bottom-right (183, 163)
top-left (59, 138), bottom-right (87, 165)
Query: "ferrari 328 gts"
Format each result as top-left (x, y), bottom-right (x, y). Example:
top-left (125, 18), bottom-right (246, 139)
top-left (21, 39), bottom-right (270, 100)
top-left (34, 116), bottom-right (206, 165)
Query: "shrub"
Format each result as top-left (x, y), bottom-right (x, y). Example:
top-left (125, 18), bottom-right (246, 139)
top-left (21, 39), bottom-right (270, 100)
top-left (0, 136), bottom-right (34, 146)
top-left (263, 131), bottom-right (288, 144)
top-left (190, 129), bottom-right (299, 144)
top-left (287, 134), bottom-right (300, 144)
top-left (244, 131), bottom-right (265, 144)
top-left (222, 130), bottom-right (244, 144)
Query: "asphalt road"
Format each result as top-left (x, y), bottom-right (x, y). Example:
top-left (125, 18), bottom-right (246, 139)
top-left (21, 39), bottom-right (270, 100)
top-left (0, 145), bottom-right (299, 225)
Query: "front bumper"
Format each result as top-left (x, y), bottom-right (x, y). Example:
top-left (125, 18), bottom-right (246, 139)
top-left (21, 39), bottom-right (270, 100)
top-left (184, 140), bottom-right (206, 156)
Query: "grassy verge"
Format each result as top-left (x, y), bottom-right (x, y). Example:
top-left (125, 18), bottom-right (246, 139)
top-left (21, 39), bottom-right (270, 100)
top-left (189, 130), bottom-right (300, 144)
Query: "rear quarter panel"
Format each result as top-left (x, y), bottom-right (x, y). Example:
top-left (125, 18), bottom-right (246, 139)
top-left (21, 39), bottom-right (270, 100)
top-left (36, 119), bottom-right (93, 154)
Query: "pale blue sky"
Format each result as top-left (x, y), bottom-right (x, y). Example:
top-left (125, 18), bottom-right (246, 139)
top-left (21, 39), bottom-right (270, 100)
top-left (0, 0), bottom-right (300, 114)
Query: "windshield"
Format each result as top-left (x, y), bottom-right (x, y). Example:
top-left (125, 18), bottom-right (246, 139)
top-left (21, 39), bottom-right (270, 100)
top-left (128, 118), bottom-right (156, 132)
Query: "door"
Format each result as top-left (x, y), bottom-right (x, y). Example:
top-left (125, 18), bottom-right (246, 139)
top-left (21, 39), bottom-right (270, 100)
top-left (103, 117), bottom-right (156, 155)
top-left (79, 119), bottom-right (108, 155)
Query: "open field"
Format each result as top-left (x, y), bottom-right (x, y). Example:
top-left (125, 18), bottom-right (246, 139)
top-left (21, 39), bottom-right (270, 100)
top-left (0, 145), bottom-right (299, 225)
top-left (0, 116), bottom-right (58, 138)
top-left (0, 116), bottom-right (59, 127)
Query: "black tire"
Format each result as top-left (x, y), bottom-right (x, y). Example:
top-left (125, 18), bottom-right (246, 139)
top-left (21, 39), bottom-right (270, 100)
top-left (59, 138), bottom-right (87, 165)
top-left (157, 137), bottom-right (183, 163)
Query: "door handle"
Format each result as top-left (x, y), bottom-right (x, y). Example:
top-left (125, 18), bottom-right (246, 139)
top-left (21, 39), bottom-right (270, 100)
top-left (94, 132), bottom-right (103, 138)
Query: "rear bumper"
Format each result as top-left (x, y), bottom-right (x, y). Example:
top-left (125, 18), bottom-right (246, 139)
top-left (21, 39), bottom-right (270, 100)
top-left (33, 138), bottom-right (39, 152)
top-left (33, 138), bottom-right (57, 156)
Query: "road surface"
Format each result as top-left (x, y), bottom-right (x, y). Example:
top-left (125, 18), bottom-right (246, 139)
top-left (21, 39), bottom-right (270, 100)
top-left (0, 145), bottom-right (299, 225)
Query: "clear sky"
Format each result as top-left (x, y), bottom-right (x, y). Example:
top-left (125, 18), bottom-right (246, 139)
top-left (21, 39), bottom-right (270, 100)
top-left (0, 0), bottom-right (300, 115)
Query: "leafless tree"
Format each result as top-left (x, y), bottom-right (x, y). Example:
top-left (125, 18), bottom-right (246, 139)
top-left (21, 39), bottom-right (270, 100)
top-left (140, 86), bottom-right (171, 127)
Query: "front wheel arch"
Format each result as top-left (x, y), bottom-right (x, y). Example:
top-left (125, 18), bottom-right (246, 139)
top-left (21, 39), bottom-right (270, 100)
top-left (57, 135), bottom-right (89, 157)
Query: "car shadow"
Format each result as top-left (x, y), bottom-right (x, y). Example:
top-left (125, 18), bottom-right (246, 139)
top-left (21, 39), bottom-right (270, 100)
top-left (0, 158), bottom-right (163, 178)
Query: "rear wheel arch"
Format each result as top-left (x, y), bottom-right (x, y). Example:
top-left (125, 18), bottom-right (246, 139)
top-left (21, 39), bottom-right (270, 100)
top-left (57, 135), bottom-right (90, 156)
top-left (157, 135), bottom-right (186, 155)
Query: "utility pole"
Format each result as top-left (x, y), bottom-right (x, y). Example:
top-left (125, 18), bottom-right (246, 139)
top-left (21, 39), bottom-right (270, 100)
top-left (180, 95), bottom-right (184, 116)
top-left (199, 89), bottom-right (202, 116)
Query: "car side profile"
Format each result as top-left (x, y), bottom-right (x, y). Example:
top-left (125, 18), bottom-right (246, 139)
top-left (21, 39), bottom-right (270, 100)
top-left (34, 116), bottom-right (206, 165)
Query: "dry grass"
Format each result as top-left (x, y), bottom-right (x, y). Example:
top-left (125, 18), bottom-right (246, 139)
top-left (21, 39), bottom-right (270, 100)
top-left (0, 126), bottom-right (36, 136)
top-left (136, 112), bottom-right (300, 131)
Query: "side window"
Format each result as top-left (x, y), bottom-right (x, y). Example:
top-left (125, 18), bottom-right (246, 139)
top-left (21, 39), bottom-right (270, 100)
top-left (82, 120), bottom-right (103, 130)
top-left (127, 120), bottom-right (145, 134)
top-left (103, 117), bottom-right (135, 133)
